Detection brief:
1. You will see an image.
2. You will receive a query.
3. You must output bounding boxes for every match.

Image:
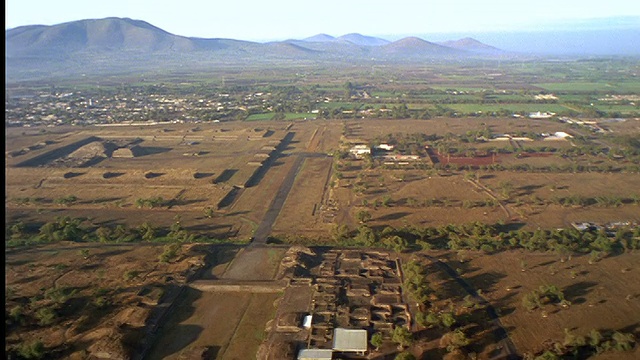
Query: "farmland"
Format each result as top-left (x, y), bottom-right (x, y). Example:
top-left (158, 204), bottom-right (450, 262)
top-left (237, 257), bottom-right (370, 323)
top-left (5, 58), bottom-right (640, 360)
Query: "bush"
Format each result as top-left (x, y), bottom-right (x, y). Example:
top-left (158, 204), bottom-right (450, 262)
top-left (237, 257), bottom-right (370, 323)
top-left (159, 243), bottom-right (180, 263)
top-left (35, 307), bottom-right (57, 326)
top-left (16, 341), bottom-right (45, 359)
top-left (123, 270), bottom-right (139, 281)
top-left (394, 352), bottom-right (416, 360)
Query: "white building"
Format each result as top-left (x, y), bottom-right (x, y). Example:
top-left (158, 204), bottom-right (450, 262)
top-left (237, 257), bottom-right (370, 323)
top-left (349, 145), bottom-right (371, 158)
top-left (332, 328), bottom-right (368, 355)
top-left (529, 111), bottom-right (555, 119)
top-left (297, 349), bottom-right (333, 360)
top-left (374, 144), bottom-right (395, 151)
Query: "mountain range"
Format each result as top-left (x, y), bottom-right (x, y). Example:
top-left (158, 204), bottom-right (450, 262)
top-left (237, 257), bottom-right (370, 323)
top-left (6, 17), bottom-right (503, 58)
top-left (6, 16), bottom-right (636, 82)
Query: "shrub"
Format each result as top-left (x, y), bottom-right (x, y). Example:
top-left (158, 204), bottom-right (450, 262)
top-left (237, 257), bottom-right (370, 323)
top-left (35, 307), bottom-right (57, 326)
top-left (159, 243), bottom-right (181, 263)
top-left (123, 270), bottom-right (139, 281)
top-left (16, 341), bottom-right (45, 359)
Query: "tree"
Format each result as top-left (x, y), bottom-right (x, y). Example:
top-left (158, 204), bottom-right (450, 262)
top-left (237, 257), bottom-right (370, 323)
top-left (392, 326), bottom-right (413, 349)
top-left (441, 312), bottom-right (457, 328)
top-left (138, 222), bottom-right (156, 242)
top-left (356, 210), bottom-right (372, 224)
top-left (331, 224), bottom-right (351, 243)
top-left (35, 307), bottom-right (57, 326)
top-left (79, 249), bottom-right (90, 259)
top-left (370, 332), bottom-right (383, 351)
top-left (442, 329), bottom-right (469, 352)
top-left (17, 341), bottom-right (45, 359)
top-left (203, 207), bottom-right (215, 218)
top-left (394, 352), bottom-right (416, 360)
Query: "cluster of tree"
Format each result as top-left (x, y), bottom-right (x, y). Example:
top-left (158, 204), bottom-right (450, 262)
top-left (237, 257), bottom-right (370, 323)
top-left (416, 309), bottom-right (458, 329)
top-left (5, 216), bottom-right (236, 248)
top-left (328, 222), bottom-right (640, 255)
top-left (529, 328), bottom-right (636, 359)
top-left (521, 284), bottom-right (570, 311)
top-left (134, 196), bottom-right (166, 208)
top-left (53, 194), bottom-right (78, 206)
top-left (402, 261), bottom-right (432, 304)
top-left (429, 161), bottom-right (640, 174)
top-left (548, 195), bottom-right (635, 207)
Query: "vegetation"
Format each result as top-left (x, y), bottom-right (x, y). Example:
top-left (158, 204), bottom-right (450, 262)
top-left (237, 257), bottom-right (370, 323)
top-left (528, 328), bottom-right (636, 358)
top-left (15, 341), bottom-right (46, 359)
top-left (370, 332), bottom-right (383, 351)
top-left (4, 216), bottom-right (243, 248)
top-left (522, 284), bottom-right (570, 311)
top-left (135, 196), bottom-right (166, 209)
top-left (320, 221), bottom-right (640, 255)
top-left (392, 325), bottom-right (414, 349)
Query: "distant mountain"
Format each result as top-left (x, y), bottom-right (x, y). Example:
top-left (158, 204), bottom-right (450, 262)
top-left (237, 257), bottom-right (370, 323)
top-left (5, 17), bottom-right (515, 82)
top-left (302, 33), bottom-right (336, 43)
top-left (7, 17), bottom-right (272, 58)
top-left (336, 33), bottom-right (390, 46)
top-left (439, 37), bottom-right (502, 54)
top-left (381, 37), bottom-right (462, 56)
top-left (6, 17), bottom-right (199, 57)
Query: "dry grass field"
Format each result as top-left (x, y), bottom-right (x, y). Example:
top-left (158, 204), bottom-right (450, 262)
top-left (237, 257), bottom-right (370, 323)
top-left (455, 250), bottom-right (640, 359)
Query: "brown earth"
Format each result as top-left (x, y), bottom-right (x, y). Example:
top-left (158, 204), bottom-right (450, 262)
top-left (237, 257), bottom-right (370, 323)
top-left (456, 249), bottom-right (640, 359)
top-left (5, 242), bottom-right (208, 359)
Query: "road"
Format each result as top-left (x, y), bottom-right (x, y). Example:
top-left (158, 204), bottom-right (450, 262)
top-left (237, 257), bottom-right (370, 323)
top-left (252, 151), bottom-right (329, 245)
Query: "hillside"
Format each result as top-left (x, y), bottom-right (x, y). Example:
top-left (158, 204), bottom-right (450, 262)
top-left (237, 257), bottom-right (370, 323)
top-left (337, 33), bottom-right (390, 46)
top-left (439, 37), bottom-right (502, 54)
top-left (381, 37), bottom-right (463, 56)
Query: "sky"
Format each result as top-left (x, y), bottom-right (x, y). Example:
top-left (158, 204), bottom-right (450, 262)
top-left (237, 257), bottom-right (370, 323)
top-left (5, 0), bottom-right (640, 42)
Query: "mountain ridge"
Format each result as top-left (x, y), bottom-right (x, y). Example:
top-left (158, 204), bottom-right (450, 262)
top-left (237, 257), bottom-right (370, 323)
top-left (4, 17), bottom-right (513, 81)
top-left (6, 17), bottom-right (499, 57)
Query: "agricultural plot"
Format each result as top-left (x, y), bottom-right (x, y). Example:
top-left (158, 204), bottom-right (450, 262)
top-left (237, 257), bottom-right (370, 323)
top-left (535, 81), bottom-right (640, 93)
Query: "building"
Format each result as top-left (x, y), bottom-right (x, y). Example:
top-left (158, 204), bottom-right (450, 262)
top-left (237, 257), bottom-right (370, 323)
top-left (297, 349), bottom-right (333, 360)
top-left (332, 328), bottom-right (368, 355)
top-left (374, 144), bottom-right (394, 151)
top-left (529, 111), bottom-right (555, 119)
top-left (349, 145), bottom-right (371, 158)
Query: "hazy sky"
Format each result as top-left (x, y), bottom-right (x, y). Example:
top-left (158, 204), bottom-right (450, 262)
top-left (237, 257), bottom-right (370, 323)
top-left (5, 0), bottom-right (640, 41)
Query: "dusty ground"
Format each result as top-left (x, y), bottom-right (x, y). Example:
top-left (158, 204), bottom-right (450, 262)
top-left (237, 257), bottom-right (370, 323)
top-left (272, 157), bottom-right (334, 238)
top-left (4, 242), bottom-right (208, 359)
top-left (147, 245), bottom-right (287, 360)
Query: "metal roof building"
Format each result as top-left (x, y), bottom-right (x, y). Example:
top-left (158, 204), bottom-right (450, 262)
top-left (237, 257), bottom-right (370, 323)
top-left (332, 328), bottom-right (368, 355)
top-left (297, 348), bottom-right (333, 360)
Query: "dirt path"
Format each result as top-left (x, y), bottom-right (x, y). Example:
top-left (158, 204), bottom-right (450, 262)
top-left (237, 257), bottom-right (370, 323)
top-left (466, 178), bottom-right (513, 221)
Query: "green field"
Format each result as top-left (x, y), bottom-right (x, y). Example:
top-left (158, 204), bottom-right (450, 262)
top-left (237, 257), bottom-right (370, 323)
top-left (245, 112), bottom-right (275, 121)
top-left (245, 112), bottom-right (313, 121)
top-left (535, 82), bottom-right (640, 93)
top-left (595, 104), bottom-right (640, 114)
top-left (442, 103), bottom-right (570, 114)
